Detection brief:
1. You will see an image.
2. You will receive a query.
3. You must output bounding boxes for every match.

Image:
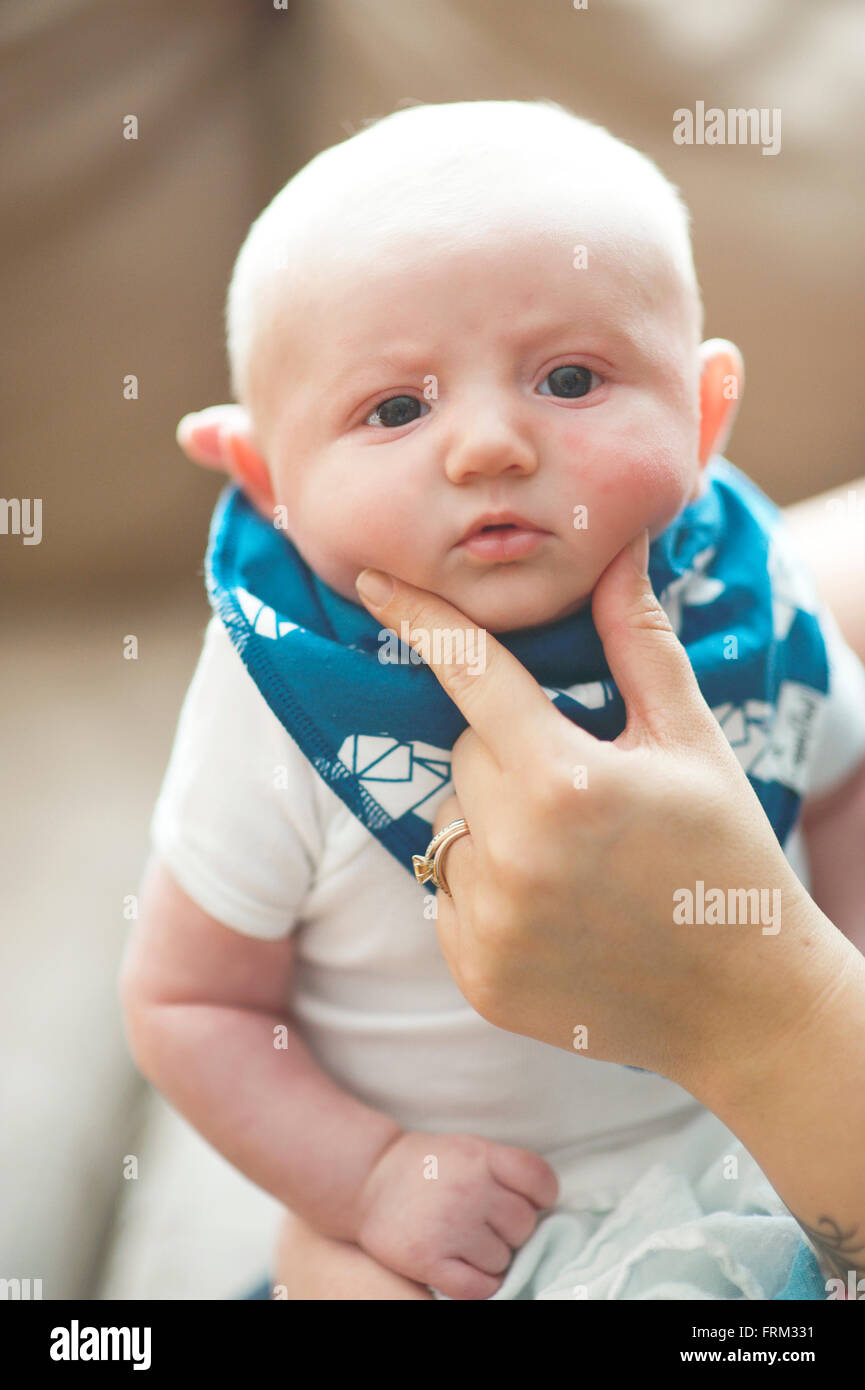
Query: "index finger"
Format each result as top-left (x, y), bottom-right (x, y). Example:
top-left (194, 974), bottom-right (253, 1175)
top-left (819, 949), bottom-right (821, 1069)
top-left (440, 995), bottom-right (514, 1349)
top-left (354, 568), bottom-right (591, 767)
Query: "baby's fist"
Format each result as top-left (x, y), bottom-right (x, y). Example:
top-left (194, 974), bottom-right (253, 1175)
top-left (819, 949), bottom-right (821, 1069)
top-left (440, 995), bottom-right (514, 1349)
top-left (353, 1130), bottom-right (559, 1300)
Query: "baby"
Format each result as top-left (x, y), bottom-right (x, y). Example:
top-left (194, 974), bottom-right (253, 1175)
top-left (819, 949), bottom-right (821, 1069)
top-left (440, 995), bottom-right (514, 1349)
top-left (121, 100), bottom-right (865, 1301)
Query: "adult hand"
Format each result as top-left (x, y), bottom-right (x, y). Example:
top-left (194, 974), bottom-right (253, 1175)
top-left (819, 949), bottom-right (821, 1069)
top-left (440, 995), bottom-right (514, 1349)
top-left (354, 539), bottom-right (849, 1107)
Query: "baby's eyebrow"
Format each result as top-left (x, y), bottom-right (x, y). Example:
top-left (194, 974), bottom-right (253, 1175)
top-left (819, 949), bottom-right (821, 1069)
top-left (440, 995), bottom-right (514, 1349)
top-left (336, 343), bottom-right (432, 383)
top-left (503, 313), bottom-right (641, 358)
top-left (331, 316), bottom-right (646, 393)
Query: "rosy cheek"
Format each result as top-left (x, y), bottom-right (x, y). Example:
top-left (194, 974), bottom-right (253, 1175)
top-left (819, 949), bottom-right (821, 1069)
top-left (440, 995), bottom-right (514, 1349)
top-left (554, 429), bottom-right (638, 504)
top-left (557, 438), bottom-right (686, 554)
top-left (541, 415), bottom-right (592, 468)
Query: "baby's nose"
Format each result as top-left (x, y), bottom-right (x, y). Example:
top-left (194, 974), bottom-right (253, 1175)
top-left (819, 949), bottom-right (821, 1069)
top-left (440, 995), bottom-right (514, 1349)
top-left (444, 420), bottom-right (538, 483)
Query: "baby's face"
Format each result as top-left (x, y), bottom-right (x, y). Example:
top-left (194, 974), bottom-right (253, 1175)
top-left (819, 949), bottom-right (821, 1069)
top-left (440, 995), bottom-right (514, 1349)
top-left (250, 205), bottom-right (702, 633)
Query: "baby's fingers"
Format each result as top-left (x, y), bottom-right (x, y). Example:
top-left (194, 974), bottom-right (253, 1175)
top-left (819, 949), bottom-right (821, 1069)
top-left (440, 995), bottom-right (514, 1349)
top-left (487, 1187), bottom-right (544, 1249)
top-left (459, 1224), bottom-right (513, 1276)
top-left (431, 1257), bottom-right (505, 1301)
top-left (488, 1144), bottom-right (560, 1210)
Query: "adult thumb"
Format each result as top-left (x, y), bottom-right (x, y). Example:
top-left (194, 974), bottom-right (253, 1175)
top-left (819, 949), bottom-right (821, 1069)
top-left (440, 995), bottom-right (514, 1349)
top-left (591, 531), bottom-right (710, 747)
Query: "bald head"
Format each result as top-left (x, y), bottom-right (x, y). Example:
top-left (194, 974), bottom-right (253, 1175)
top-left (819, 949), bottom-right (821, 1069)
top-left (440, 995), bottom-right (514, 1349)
top-left (226, 99), bottom-right (703, 435)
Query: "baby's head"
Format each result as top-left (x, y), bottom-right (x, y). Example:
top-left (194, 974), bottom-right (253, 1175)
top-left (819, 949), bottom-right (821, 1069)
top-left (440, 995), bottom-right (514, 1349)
top-left (223, 100), bottom-right (740, 633)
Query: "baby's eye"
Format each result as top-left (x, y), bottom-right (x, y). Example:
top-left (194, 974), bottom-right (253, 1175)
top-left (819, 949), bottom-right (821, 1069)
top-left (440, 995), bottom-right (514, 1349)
top-left (365, 395), bottom-right (429, 428)
top-left (537, 365), bottom-right (601, 399)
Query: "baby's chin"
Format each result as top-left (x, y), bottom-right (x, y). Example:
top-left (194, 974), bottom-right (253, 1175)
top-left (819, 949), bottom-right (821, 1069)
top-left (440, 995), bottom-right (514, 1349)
top-left (439, 577), bottom-right (592, 635)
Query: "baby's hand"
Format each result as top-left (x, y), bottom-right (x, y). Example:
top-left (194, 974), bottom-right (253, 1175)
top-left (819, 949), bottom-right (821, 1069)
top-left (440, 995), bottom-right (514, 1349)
top-left (352, 1130), bottom-right (559, 1300)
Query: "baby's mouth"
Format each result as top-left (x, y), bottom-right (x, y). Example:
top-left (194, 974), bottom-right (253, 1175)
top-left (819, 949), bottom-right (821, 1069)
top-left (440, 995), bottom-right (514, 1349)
top-left (457, 521), bottom-right (550, 563)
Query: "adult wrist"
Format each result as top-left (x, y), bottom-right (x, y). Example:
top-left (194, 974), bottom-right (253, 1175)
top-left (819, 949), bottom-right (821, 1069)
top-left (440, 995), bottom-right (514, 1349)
top-left (693, 896), bottom-right (856, 1126)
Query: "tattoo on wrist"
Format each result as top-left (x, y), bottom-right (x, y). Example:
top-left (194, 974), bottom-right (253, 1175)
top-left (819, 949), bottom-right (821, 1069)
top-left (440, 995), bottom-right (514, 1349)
top-left (796, 1213), bottom-right (865, 1282)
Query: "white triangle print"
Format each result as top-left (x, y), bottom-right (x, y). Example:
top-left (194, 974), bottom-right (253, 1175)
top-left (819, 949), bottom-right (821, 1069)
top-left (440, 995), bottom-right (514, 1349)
top-left (256, 603), bottom-right (277, 639)
top-left (412, 740), bottom-right (454, 763)
top-left (360, 743), bottom-right (413, 781)
top-left (417, 759), bottom-right (451, 778)
top-left (235, 586), bottom-right (261, 627)
top-left (351, 734), bottom-right (392, 775)
top-left (721, 707), bottom-right (747, 745)
top-left (559, 679), bottom-right (608, 710)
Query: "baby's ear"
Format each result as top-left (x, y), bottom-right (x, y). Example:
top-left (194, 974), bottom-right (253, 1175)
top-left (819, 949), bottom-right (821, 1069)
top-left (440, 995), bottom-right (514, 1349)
top-left (697, 339), bottom-right (744, 466)
top-left (176, 404), bottom-right (252, 470)
top-left (176, 404), bottom-right (275, 518)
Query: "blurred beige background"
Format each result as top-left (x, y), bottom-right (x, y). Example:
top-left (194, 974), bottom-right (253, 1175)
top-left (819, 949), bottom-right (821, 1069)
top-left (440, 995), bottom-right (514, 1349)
top-left (2, 0), bottom-right (863, 1299)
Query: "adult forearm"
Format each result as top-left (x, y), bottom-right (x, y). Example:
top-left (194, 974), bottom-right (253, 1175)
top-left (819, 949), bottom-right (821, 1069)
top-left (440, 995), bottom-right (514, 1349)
top-left (127, 1001), bottom-right (403, 1240)
top-left (784, 477), bottom-right (865, 667)
top-left (700, 917), bottom-right (865, 1290)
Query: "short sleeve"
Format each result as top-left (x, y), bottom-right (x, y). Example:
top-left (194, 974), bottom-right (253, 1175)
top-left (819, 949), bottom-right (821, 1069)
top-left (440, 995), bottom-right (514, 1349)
top-left (806, 605), bottom-right (865, 800)
top-left (149, 616), bottom-right (322, 939)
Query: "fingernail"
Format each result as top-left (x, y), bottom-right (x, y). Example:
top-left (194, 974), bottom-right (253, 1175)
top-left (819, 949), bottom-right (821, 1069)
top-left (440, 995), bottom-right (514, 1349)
top-left (630, 529), bottom-right (649, 577)
top-left (355, 568), bottom-right (394, 606)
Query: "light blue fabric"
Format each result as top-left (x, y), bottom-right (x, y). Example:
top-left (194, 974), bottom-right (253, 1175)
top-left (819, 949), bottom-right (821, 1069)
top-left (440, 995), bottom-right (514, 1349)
top-left (243, 1245), bottom-right (828, 1300)
top-left (205, 456), bottom-right (829, 878)
top-left (774, 1242), bottom-right (828, 1300)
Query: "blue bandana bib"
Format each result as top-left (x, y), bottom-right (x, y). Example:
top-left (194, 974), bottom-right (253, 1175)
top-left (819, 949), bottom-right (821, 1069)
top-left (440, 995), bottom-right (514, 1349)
top-left (205, 457), bottom-right (829, 879)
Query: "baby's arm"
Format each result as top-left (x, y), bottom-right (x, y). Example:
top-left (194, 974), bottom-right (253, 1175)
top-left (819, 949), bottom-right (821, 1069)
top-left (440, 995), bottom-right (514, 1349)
top-left (120, 854), bottom-right (557, 1299)
top-left (801, 755), bottom-right (865, 957)
top-left (120, 853), bottom-right (405, 1241)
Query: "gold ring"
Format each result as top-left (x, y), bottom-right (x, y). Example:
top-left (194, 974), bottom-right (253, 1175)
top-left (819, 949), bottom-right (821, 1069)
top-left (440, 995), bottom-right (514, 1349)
top-left (412, 819), bottom-right (470, 897)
